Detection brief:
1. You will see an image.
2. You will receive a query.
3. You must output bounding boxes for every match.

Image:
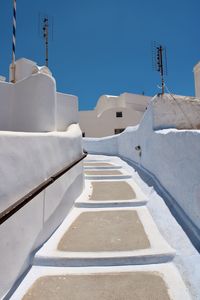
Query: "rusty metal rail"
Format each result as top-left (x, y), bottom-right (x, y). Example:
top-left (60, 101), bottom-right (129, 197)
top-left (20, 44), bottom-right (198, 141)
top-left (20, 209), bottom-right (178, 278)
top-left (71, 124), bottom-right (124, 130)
top-left (0, 152), bottom-right (87, 225)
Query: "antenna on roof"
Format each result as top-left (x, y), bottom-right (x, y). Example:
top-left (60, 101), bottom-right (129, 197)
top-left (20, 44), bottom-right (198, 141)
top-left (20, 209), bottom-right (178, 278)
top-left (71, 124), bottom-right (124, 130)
top-left (39, 13), bottom-right (54, 67)
top-left (152, 41), bottom-right (168, 95)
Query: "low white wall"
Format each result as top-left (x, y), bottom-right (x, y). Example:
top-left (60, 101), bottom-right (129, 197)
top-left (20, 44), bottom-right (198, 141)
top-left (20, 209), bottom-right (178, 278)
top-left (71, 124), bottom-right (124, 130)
top-left (83, 96), bottom-right (200, 248)
top-left (0, 124), bottom-right (84, 299)
top-left (0, 74), bottom-right (56, 132)
top-left (0, 82), bottom-right (14, 131)
top-left (0, 73), bottom-right (79, 132)
top-left (152, 94), bottom-right (200, 130)
top-left (13, 73), bottom-right (57, 132)
top-left (56, 92), bottom-right (78, 131)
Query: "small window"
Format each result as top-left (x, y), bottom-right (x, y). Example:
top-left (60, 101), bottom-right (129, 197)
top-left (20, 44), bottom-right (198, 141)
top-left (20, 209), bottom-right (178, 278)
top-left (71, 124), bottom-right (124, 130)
top-left (114, 128), bottom-right (125, 134)
top-left (82, 132), bottom-right (85, 137)
top-left (116, 111), bottom-right (123, 118)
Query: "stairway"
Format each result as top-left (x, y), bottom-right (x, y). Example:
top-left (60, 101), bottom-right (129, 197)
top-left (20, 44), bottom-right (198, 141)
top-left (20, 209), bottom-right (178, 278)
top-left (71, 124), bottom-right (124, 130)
top-left (10, 155), bottom-right (191, 300)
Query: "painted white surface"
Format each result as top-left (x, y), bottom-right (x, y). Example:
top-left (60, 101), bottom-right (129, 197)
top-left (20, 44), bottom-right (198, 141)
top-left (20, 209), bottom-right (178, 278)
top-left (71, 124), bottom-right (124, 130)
top-left (75, 177), bottom-right (147, 208)
top-left (79, 154), bottom-right (200, 299)
top-left (0, 58), bottom-right (78, 132)
top-left (0, 73), bottom-right (56, 132)
top-left (0, 81), bottom-right (14, 130)
top-left (34, 206), bottom-right (174, 267)
top-left (0, 76), bottom-right (6, 82)
top-left (10, 264), bottom-right (191, 300)
top-left (0, 125), bottom-right (84, 299)
top-left (0, 125), bottom-right (82, 213)
top-left (152, 94), bottom-right (200, 129)
top-left (9, 58), bottom-right (52, 82)
top-left (56, 92), bottom-right (78, 131)
top-left (79, 92), bottom-right (150, 137)
top-left (8, 154), bottom-right (200, 299)
top-left (9, 58), bottom-right (37, 82)
top-left (14, 73), bottom-right (56, 132)
top-left (83, 95), bottom-right (200, 233)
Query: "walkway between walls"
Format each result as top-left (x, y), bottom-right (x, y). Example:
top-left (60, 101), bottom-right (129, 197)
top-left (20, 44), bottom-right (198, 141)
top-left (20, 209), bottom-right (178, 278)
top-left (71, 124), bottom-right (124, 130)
top-left (10, 155), bottom-right (200, 300)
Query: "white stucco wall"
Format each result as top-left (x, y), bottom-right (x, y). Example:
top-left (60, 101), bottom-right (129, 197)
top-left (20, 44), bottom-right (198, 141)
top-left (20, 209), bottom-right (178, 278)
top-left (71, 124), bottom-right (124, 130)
top-left (0, 73), bottom-right (79, 133)
top-left (80, 107), bottom-right (144, 137)
top-left (0, 125), bottom-right (84, 299)
top-left (0, 73), bottom-right (56, 132)
top-left (83, 94), bottom-right (200, 248)
top-left (79, 93), bottom-right (150, 138)
top-left (9, 58), bottom-right (37, 82)
top-left (0, 58), bottom-right (79, 133)
top-left (56, 92), bottom-right (78, 131)
top-left (152, 94), bottom-right (200, 130)
top-left (0, 81), bottom-right (14, 131)
top-left (14, 73), bottom-right (57, 132)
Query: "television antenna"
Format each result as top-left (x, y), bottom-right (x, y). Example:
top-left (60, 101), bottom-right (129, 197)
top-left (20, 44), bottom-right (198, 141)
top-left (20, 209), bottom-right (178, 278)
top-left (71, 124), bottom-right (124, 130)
top-left (39, 14), bottom-right (54, 67)
top-left (152, 41), bottom-right (168, 95)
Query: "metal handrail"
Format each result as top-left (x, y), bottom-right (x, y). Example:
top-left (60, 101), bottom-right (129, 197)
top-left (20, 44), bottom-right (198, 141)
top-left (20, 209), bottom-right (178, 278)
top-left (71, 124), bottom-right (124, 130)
top-left (0, 152), bottom-right (87, 225)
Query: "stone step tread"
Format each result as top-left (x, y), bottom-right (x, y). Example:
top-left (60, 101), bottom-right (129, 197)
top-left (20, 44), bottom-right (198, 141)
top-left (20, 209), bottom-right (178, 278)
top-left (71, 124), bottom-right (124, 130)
top-left (11, 265), bottom-right (191, 300)
top-left (88, 181), bottom-right (136, 200)
top-left (34, 207), bottom-right (175, 266)
top-left (58, 210), bottom-right (150, 252)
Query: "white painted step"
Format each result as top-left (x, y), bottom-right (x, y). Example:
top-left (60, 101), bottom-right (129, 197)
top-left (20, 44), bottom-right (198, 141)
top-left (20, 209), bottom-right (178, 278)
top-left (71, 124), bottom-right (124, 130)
top-left (10, 264), bottom-right (191, 300)
top-left (34, 207), bottom-right (175, 267)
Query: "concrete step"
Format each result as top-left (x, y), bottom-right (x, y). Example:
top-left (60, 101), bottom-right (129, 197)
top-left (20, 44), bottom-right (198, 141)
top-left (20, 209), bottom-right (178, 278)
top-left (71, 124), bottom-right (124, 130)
top-left (34, 207), bottom-right (175, 267)
top-left (11, 264), bottom-right (191, 300)
top-left (9, 154), bottom-right (193, 299)
top-left (84, 162), bottom-right (122, 169)
top-left (75, 179), bottom-right (147, 208)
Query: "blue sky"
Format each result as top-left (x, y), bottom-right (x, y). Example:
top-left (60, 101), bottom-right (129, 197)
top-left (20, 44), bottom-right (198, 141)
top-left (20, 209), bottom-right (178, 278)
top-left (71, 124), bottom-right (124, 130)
top-left (0, 0), bottom-right (200, 110)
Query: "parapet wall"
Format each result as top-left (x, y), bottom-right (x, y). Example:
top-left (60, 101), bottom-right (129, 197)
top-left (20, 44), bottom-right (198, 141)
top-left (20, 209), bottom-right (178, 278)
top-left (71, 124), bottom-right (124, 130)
top-left (0, 125), bottom-right (84, 299)
top-left (152, 94), bottom-right (200, 130)
top-left (0, 73), bottom-right (78, 132)
top-left (83, 94), bottom-right (200, 249)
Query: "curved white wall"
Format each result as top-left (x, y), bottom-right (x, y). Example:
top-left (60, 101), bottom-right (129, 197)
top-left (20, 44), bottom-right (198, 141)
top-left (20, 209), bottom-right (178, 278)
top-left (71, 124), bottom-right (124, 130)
top-left (0, 73), bottom-right (79, 133)
top-left (56, 92), bottom-right (78, 131)
top-left (79, 107), bottom-right (144, 137)
top-left (79, 92), bottom-right (150, 138)
top-left (83, 95), bottom-right (200, 249)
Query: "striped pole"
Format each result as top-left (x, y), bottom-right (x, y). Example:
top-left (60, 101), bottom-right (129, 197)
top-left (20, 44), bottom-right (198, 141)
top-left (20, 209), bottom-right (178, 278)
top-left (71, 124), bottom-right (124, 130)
top-left (11, 0), bottom-right (16, 83)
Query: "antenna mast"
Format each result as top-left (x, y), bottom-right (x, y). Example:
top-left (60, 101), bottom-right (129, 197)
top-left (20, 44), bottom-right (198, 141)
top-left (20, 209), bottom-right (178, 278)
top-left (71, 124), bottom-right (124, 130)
top-left (152, 42), bottom-right (167, 95)
top-left (43, 17), bottom-right (49, 67)
top-left (156, 45), bottom-right (165, 94)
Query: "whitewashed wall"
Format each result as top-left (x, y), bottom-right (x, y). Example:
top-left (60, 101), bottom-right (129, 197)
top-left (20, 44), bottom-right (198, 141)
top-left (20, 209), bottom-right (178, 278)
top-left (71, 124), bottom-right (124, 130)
top-left (79, 107), bottom-right (144, 137)
top-left (79, 93), bottom-right (150, 138)
top-left (56, 92), bottom-right (78, 131)
top-left (0, 81), bottom-right (14, 131)
top-left (0, 74), bottom-right (56, 132)
top-left (0, 73), bottom-right (79, 132)
top-left (83, 95), bottom-right (200, 249)
top-left (0, 125), bottom-right (84, 299)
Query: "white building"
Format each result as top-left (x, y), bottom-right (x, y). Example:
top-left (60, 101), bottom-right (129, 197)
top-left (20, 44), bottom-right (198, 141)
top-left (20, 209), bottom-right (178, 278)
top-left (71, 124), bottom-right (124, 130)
top-left (79, 93), bottom-right (151, 137)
